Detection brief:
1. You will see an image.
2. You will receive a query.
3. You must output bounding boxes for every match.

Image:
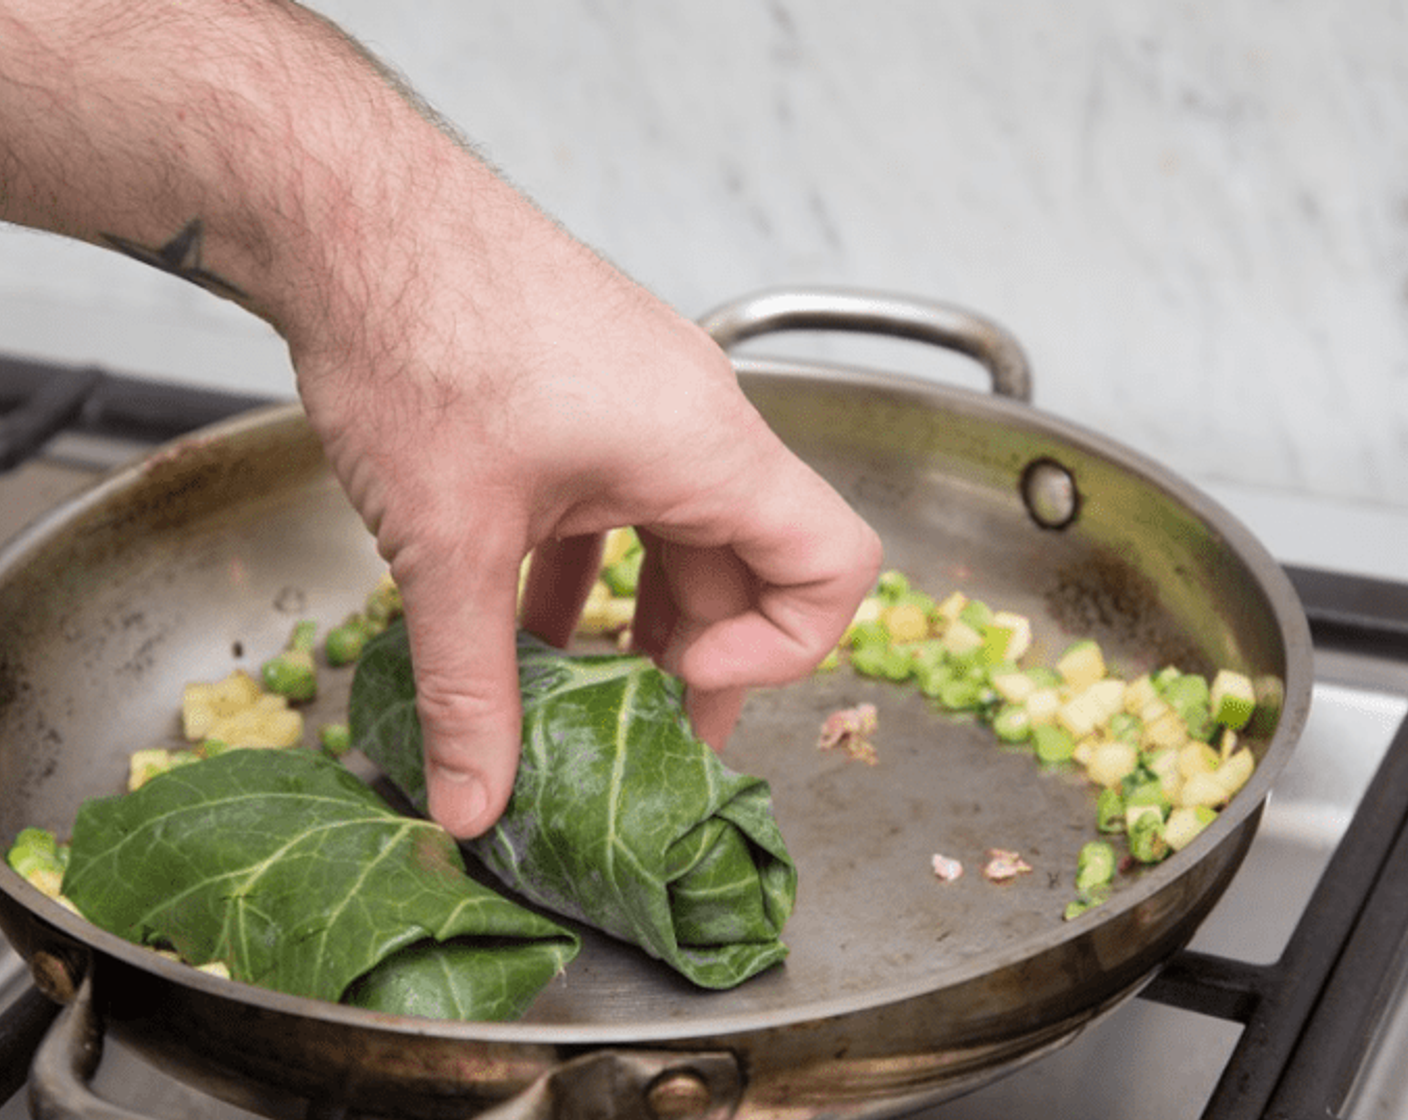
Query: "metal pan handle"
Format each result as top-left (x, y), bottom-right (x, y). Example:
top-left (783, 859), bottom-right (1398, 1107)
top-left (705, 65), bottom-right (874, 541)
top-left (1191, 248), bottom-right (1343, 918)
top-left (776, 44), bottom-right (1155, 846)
top-left (475, 1049), bottom-right (743, 1120)
top-left (28, 969), bottom-right (745, 1120)
top-left (697, 287), bottom-right (1033, 402)
top-left (28, 972), bottom-right (151, 1120)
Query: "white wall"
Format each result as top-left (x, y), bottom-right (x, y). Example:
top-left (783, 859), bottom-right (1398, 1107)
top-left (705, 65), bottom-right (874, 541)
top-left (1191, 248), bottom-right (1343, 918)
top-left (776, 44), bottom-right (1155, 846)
top-left (2, 0), bottom-right (1404, 510)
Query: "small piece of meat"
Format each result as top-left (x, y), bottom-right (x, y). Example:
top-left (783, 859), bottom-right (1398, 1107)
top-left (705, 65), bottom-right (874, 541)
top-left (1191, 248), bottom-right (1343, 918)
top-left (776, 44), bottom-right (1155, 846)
top-left (931, 853), bottom-right (964, 882)
top-left (817, 702), bottom-right (879, 764)
top-left (982, 849), bottom-right (1033, 883)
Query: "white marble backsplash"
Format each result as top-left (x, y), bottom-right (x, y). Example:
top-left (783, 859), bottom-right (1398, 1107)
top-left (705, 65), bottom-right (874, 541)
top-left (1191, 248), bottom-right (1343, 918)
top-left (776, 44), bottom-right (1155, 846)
top-left (1, 0), bottom-right (1404, 512)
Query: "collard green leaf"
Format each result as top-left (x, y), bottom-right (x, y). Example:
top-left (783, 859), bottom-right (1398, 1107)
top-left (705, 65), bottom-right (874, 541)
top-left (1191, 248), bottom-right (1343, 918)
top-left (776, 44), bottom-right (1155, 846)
top-left (63, 749), bottom-right (578, 1021)
top-left (350, 622), bottom-right (797, 989)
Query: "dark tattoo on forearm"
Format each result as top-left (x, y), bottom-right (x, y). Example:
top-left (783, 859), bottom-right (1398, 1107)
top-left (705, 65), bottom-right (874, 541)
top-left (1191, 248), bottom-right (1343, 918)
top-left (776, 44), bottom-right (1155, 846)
top-left (102, 219), bottom-right (247, 300)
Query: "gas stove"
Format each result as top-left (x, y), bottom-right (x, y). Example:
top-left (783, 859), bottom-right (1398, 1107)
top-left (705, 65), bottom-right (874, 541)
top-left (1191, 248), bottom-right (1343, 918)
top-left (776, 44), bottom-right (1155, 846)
top-left (1, 353), bottom-right (1407, 1120)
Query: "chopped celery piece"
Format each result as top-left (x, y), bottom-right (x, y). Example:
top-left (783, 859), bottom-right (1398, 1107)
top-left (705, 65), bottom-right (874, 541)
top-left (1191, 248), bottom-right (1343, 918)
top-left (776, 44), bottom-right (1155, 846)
top-left (876, 569), bottom-right (911, 602)
top-left (1075, 840), bottom-right (1116, 891)
top-left (601, 547), bottom-right (644, 597)
top-left (1026, 666), bottom-right (1063, 690)
top-left (1159, 672), bottom-right (1213, 741)
top-left (992, 703), bottom-right (1032, 743)
top-left (1096, 787), bottom-right (1126, 833)
top-left (936, 675), bottom-right (985, 711)
top-left (850, 643), bottom-right (891, 678)
top-left (1125, 778), bottom-right (1171, 816)
top-left (878, 647), bottom-right (916, 682)
top-left (1210, 669), bottom-right (1256, 731)
top-left (320, 722), bottom-right (352, 758)
top-left (1108, 711), bottom-right (1142, 743)
top-left (1064, 886), bottom-right (1111, 920)
top-left (262, 620), bottom-right (319, 702)
top-left (1032, 724), bottom-right (1076, 764)
top-left (915, 659), bottom-right (954, 699)
top-left (325, 614), bottom-right (374, 666)
top-left (262, 649), bottom-right (317, 701)
top-left (848, 619), bottom-right (889, 651)
top-left (989, 610), bottom-right (1033, 661)
top-left (958, 599), bottom-right (994, 629)
top-left (7, 827), bottom-right (62, 876)
top-left (1128, 811), bottom-right (1170, 863)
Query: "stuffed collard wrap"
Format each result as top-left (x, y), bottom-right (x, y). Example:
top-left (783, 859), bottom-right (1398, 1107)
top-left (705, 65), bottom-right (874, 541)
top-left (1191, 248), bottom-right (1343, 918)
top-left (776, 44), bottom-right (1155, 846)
top-left (349, 622), bottom-right (797, 989)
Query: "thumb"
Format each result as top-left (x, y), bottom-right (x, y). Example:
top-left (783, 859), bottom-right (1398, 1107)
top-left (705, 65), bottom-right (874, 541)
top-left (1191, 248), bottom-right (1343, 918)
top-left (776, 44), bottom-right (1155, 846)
top-left (393, 544), bottom-right (525, 839)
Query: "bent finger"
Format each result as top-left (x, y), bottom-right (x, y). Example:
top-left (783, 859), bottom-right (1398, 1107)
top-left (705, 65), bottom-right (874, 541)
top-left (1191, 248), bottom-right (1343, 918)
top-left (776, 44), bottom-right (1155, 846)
top-left (520, 532), bottom-right (605, 648)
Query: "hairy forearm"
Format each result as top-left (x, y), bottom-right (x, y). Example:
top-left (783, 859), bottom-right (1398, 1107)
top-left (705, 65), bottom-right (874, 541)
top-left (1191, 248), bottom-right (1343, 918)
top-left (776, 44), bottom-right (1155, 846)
top-left (0, 0), bottom-right (509, 352)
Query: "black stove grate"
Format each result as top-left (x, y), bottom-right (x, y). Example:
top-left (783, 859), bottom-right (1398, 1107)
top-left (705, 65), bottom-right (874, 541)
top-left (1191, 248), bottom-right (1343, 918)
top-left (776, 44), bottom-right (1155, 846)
top-left (1142, 566), bottom-right (1408, 1120)
top-left (0, 353), bottom-right (273, 469)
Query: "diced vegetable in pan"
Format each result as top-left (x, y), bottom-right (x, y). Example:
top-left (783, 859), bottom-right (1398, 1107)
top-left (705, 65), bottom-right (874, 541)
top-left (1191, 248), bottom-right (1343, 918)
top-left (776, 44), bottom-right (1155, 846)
top-left (6, 827), bottom-right (68, 900)
top-left (827, 570), bottom-right (1265, 917)
top-left (261, 620), bottom-right (319, 701)
top-left (181, 669), bottom-right (303, 750)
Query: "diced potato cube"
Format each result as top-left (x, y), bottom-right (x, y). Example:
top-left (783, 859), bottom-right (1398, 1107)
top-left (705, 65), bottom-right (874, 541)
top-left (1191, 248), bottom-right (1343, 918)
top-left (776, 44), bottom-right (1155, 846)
top-left (577, 582), bottom-right (636, 634)
top-left (1178, 741), bottom-right (1219, 781)
top-left (1164, 806), bottom-right (1217, 852)
top-left (853, 596), bottom-right (884, 626)
top-left (1213, 747), bottom-right (1256, 800)
top-left (182, 671), bottom-right (263, 742)
top-left (1025, 687), bottom-right (1062, 726)
top-left (992, 671), bottom-right (1036, 705)
top-left (206, 701), bottom-right (303, 749)
top-left (1057, 640), bottom-right (1106, 692)
top-left (1179, 771), bottom-right (1231, 809)
top-left (127, 748), bottom-right (175, 792)
top-left (942, 618), bottom-right (984, 656)
top-left (934, 591), bottom-right (968, 623)
top-left (883, 601), bottom-right (930, 643)
top-left (1087, 741), bottom-right (1139, 788)
top-left (1058, 679), bottom-right (1126, 739)
top-left (1123, 674), bottom-right (1159, 714)
top-left (1143, 710), bottom-right (1189, 751)
top-left (601, 526), bottom-right (637, 567)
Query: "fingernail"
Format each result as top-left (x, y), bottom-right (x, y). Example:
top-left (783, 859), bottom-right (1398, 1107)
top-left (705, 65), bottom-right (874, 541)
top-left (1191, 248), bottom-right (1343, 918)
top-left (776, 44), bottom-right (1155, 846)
top-left (430, 767), bottom-right (489, 837)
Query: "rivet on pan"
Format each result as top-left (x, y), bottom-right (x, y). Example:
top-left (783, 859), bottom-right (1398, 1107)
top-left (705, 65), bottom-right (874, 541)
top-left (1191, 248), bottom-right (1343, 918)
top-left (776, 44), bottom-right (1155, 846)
top-left (646, 1069), bottom-right (712, 1120)
top-left (1021, 458), bottom-right (1080, 530)
top-left (30, 951), bottom-right (79, 1004)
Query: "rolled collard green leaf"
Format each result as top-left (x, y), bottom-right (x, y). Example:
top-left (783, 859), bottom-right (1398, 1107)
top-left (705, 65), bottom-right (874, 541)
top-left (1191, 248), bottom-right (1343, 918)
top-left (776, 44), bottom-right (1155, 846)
top-left (63, 749), bottom-right (578, 1021)
top-left (350, 622), bottom-right (797, 989)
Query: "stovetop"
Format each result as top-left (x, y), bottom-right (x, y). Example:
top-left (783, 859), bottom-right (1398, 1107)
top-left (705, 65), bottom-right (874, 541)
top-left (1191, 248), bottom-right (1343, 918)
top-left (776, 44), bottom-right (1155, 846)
top-left (2, 354), bottom-right (1408, 1120)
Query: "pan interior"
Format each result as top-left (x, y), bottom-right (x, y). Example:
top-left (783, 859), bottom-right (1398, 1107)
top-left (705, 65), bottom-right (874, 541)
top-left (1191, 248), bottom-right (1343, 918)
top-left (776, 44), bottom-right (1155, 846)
top-left (0, 380), bottom-right (1302, 1038)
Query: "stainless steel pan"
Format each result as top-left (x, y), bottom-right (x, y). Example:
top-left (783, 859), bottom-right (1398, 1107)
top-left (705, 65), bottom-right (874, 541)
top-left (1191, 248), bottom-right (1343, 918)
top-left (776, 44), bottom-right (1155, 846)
top-left (0, 289), bottom-right (1313, 1119)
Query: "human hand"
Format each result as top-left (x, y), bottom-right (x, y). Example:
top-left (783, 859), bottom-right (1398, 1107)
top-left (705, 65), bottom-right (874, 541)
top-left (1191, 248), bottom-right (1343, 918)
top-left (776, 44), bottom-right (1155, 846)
top-left (292, 168), bottom-right (881, 839)
top-left (0, 0), bottom-right (880, 841)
